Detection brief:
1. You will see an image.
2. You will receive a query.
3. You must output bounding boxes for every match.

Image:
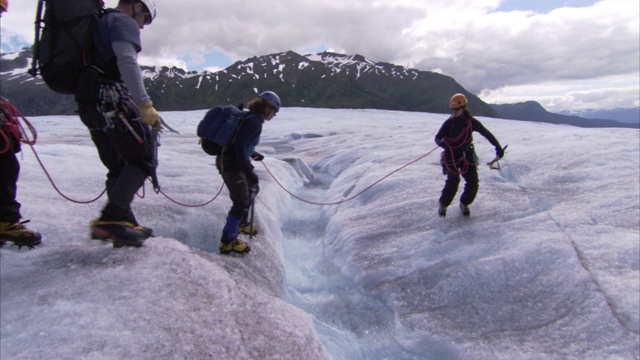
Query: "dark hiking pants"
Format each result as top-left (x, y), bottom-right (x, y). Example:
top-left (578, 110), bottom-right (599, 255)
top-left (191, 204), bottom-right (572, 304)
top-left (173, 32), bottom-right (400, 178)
top-left (78, 102), bottom-right (153, 222)
top-left (439, 165), bottom-right (479, 207)
top-left (0, 148), bottom-right (21, 223)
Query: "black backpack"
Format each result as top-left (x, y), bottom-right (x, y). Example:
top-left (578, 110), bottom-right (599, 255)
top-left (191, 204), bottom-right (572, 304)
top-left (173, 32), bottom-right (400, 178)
top-left (29, 0), bottom-right (105, 95)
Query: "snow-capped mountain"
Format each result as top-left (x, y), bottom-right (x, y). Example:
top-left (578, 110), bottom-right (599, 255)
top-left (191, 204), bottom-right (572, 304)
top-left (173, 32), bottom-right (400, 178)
top-left (1, 48), bottom-right (493, 117)
top-left (1, 48), bottom-right (635, 129)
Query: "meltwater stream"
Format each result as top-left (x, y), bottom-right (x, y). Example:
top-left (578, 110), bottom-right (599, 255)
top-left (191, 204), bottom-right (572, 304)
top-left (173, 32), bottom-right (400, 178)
top-left (282, 172), bottom-right (420, 360)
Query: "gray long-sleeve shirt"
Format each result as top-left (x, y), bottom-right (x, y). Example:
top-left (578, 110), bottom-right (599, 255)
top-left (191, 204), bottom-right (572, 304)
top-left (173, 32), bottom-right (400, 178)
top-left (95, 10), bottom-right (151, 105)
top-left (112, 41), bottom-right (150, 105)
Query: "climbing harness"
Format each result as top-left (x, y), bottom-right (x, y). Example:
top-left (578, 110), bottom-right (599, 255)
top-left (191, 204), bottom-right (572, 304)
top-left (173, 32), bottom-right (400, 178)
top-left (98, 82), bottom-right (137, 133)
top-left (440, 147), bottom-right (477, 176)
top-left (98, 81), bottom-right (162, 192)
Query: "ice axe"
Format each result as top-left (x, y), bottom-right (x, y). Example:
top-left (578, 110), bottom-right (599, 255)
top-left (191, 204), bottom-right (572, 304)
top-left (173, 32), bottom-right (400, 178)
top-left (487, 145), bottom-right (508, 170)
top-left (159, 116), bottom-right (180, 134)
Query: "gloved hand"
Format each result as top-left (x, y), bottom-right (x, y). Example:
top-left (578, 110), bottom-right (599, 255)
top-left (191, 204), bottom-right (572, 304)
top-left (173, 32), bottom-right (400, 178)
top-left (137, 101), bottom-right (162, 130)
top-left (246, 170), bottom-right (259, 184)
top-left (251, 151), bottom-right (265, 161)
top-left (496, 146), bottom-right (505, 159)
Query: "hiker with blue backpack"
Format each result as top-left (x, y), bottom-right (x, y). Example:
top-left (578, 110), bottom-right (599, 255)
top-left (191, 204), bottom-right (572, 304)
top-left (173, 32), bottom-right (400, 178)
top-left (73, 0), bottom-right (160, 248)
top-left (216, 91), bottom-right (281, 255)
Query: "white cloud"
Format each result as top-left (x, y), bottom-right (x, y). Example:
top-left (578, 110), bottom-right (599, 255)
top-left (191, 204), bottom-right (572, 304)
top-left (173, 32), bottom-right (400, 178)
top-left (139, 54), bottom-right (187, 70)
top-left (480, 73), bottom-right (640, 111)
top-left (1, 0), bottom-right (638, 111)
top-left (406, 0), bottom-right (639, 90)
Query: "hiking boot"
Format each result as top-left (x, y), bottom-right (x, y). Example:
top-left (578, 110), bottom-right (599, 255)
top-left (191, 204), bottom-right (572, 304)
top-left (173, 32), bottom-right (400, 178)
top-left (0, 221), bottom-right (42, 249)
top-left (438, 204), bottom-right (447, 217)
top-left (238, 223), bottom-right (258, 236)
top-left (133, 225), bottom-right (154, 238)
top-left (90, 220), bottom-right (148, 248)
top-left (126, 212), bottom-right (154, 238)
top-left (91, 223), bottom-right (153, 240)
top-left (460, 203), bottom-right (471, 217)
top-left (219, 239), bottom-right (251, 255)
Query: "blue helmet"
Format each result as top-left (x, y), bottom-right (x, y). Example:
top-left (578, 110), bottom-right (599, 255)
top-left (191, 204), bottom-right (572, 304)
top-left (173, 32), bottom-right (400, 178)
top-left (259, 91), bottom-right (281, 111)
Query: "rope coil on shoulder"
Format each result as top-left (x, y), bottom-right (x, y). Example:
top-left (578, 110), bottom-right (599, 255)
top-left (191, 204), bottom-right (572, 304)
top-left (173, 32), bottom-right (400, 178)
top-left (441, 117), bottom-right (475, 175)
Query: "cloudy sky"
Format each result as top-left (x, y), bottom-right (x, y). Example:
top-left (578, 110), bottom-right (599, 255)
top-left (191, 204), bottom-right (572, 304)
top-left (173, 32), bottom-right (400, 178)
top-left (1, 0), bottom-right (638, 112)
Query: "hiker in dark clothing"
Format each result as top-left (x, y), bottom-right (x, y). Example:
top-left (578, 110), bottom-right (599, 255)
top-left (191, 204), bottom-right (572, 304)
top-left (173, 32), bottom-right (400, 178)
top-left (216, 91), bottom-right (280, 255)
top-left (435, 93), bottom-right (504, 217)
top-left (0, 99), bottom-right (42, 248)
top-left (75, 0), bottom-right (160, 247)
top-left (0, 2), bottom-right (42, 249)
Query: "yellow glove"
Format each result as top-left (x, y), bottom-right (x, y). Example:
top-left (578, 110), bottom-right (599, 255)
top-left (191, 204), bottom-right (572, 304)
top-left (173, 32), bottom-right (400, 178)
top-left (137, 101), bottom-right (162, 130)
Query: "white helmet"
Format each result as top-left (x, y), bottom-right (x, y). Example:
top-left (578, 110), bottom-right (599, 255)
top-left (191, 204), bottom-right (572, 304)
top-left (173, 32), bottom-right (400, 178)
top-left (139, 0), bottom-right (157, 24)
top-left (259, 91), bottom-right (281, 111)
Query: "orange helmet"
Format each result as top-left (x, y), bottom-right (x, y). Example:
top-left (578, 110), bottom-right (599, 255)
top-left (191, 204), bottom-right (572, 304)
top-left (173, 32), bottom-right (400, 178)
top-left (449, 93), bottom-right (468, 109)
top-left (0, 0), bottom-right (8, 13)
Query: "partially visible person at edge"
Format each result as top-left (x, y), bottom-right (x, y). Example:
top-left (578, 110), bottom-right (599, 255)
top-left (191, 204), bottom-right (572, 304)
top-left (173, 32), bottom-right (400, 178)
top-left (75, 0), bottom-right (161, 248)
top-left (0, 0), bottom-right (43, 249)
top-left (216, 91), bottom-right (281, 255)
top-left (434, 93), bottom-right (504, 218)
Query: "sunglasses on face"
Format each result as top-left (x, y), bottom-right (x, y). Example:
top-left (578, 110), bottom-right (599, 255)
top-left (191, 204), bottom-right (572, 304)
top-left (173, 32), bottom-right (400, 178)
top-left (142, 12), bottom-right (151, 25)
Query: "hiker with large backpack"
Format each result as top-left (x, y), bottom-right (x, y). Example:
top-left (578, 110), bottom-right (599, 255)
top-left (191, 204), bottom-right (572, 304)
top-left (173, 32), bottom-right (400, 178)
top-left (30, 0), bottom-right (160, 248)
top-left (77, 0), bottom-right (161, 248)
top-left (0, 2), bottom-right (43, 249)
top-left (435, 93), bottom-right (505, 218)
top-left (215, 91), bottom-right (281, 255)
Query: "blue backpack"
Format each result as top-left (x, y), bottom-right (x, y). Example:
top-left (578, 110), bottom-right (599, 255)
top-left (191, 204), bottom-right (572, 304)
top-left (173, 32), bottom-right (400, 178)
top-left (197, 105), bottom-right (247, 155)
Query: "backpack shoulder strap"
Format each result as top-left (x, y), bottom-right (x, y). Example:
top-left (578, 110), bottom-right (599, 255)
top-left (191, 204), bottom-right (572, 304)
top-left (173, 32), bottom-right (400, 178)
top-left (228, 113), bottom-right (248, 146)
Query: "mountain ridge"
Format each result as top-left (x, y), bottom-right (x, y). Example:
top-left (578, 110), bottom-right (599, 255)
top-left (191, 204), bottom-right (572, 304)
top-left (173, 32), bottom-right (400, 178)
top-left (1, 48), bottom-right (636, 129)
top-left (490, 101), bottom-right (636, 129)
top-left (558, 107), bottom-right (639, 124)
